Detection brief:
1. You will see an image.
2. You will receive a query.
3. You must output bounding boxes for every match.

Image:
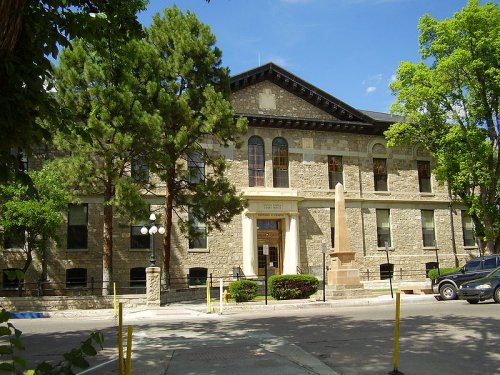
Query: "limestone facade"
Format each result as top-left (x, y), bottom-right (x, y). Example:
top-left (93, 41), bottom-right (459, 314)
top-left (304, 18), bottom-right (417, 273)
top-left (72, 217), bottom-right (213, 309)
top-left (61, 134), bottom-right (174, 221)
top-left (0, 63), bottom-right (480, 293)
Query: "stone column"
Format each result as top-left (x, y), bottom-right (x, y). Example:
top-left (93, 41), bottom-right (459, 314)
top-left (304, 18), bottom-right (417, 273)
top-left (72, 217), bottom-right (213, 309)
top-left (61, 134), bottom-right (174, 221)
top-left (283, 214), bottom-right (299, 274)
top-left (242, 211), bottom-right (257, 277)
top-left (146, 266), bottom-right (161, 307)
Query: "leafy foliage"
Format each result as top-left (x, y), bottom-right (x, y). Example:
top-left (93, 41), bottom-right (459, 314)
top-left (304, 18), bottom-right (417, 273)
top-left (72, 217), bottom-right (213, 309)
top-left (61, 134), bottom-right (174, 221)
top-left (0, 309), bottom-right (104, 374)
top-left (387, 0), bottom-right (500, 253)
top-left (0, 0), bottom-right (147, 183)
top-left (51, 5), bottom-right (152, 293)
top-left (0, 164), bottom-right (71, 276)
top-left (428, 268), bottom-right (461, 281)
top-left (134, 7), bottom-right (248, 285)
top-left (228, 280), bottom-right (259, 302)
top-left (268, 274), bottom-right (319, 300)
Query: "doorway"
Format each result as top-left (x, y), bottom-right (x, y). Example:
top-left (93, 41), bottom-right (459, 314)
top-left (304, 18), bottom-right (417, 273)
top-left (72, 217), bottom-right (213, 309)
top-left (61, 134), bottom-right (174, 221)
top-left (257, 219), bottom-right (282, 276)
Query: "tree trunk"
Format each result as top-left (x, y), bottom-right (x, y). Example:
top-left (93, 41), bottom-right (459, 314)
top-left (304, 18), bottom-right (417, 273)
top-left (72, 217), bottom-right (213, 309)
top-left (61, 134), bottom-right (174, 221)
top-left (0, 0), bottom-right (26, 57)
top-left (102, 183), bottom-right (114, 296)
top-left (161, 171), bottom-right (175, 290)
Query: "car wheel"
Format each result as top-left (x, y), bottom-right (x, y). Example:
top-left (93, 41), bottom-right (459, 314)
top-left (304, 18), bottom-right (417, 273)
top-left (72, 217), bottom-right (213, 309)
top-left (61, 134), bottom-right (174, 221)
top-left (494, 288), bottom-right (500, 303)
top-left (467, 299), bottom-right (479, 304)
top-left (439, 284), bottom-right (457, 300)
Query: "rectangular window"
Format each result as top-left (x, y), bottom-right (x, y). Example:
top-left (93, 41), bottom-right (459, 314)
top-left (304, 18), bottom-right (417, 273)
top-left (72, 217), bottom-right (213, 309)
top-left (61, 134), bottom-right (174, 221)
top-left (67, 204), bottom-right (88, 249)
top-left (376, 209), bottom-right (392, 247)
top-left (130, 223), bottom-right (149, 249)
top-left (330, 208), bottom-right (335, 248)
top-left (66, 268), bottom-right (87, 288)
top-left (417, 161), bottom-right (431, 193)
top-left (461, 211), bottom-right (475, 247)
top-left (188, 152), bottom-right (205, 185)
top-left (421, 210), bottom-right (436, 247)
top-left (328, 156), bottom-right (343, 189)
top-left (3, 229), bottom-right (25, 249)
top-left (131, 156), bottom-right (149, 183)
top-left (189, 209), bottom-right (207, 249)
top-left (373, 158), bottom-right (388, 191)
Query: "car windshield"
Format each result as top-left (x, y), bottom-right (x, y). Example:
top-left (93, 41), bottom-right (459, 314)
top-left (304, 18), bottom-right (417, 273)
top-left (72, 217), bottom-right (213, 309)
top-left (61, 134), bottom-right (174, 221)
top-left (486, 267), bottom-right (500, 278)
top-left (463, 260), bottom-right (481, 271)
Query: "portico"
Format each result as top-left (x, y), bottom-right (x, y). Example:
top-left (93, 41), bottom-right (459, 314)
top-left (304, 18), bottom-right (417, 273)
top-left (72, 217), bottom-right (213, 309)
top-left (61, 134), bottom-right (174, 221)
top-left (241, 196), bottom-right (301, 277)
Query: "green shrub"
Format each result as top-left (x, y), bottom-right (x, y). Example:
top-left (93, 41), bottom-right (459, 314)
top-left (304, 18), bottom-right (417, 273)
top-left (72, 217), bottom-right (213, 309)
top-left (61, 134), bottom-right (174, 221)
top-left (229, 280), bottom-right (258, 302)
top-left (268, 274), bottom-right (319, 300)
top-left (428, 267), bottom-right (460, 280)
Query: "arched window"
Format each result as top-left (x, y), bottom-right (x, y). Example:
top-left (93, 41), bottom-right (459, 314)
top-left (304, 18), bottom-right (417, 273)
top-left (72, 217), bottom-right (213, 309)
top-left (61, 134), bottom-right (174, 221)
top-left (272, 137), bottom-right (289, 188)
top-left (248, 136), bottom-right (265, 187)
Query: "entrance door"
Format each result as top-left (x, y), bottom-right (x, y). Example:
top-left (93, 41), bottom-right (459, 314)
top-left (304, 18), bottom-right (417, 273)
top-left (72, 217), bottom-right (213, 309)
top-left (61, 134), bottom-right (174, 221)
top-left (257, 219), bottom-right (282, 276)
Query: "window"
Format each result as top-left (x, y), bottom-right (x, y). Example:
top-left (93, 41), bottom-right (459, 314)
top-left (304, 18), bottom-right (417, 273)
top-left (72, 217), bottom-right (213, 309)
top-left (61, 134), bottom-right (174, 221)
top-left (189, 208), bottom-right (207, 249)
top-left (417, 161), bottom-right (431, 193)
top-left (3, 229), bottom-right (25, 249)
top-left (373, 158), bottom-right (387, 191)
top-left (66, 268), bottom-right (87, 288)
top-left (188, 151), bottom-right (205, 184)
top-left (130, 267), bottom-right (146, 288)
top-left (67, 204), bottom-right (88, 249)
top-left (130, 221), bottom-right (149, 249)
top-left (421, 210), bottom-right (436, 247)
top-left (328, 156), bottom-right (343, 189)
top-left (272, 137), bottom-right (289, 188)
top-left (330, 208), bottom-right (335, 248)
top-left (376, 209), bottom-right (392, 247)
top-left (461, 211), bottom-right (475, 247)
top-left (2, 268), bottom-right (22, 289)
top-left (463, 260), bottom-right (481, 272)
top-left (188, 267), bottom-right (208, 286)
top-left (248, 136), bottom-right (265, 187)
top-left (131, 156), bottom-right (149, 183)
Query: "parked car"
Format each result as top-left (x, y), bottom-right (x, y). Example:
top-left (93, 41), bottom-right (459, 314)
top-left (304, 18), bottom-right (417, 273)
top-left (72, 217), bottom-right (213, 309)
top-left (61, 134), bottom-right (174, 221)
top-left (457, 267), bottom-right (500, 304)
top-left (431, 255), bottom-right (500, 300)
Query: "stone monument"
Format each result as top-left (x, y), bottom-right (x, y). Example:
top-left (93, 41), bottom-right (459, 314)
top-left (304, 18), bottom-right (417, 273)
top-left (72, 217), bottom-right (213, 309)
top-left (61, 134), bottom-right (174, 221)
top-left (326, 183), bottom-right (366, 298)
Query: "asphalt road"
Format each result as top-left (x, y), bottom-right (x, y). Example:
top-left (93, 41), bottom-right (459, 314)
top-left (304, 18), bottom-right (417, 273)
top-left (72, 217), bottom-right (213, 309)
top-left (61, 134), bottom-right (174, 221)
top-left (12, 299), bottom-right (500, 375)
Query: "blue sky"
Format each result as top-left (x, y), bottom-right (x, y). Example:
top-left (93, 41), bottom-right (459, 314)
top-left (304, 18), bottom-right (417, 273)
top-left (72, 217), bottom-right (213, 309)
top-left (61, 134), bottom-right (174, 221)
top-left (139, 0), bottom-right (472, 113)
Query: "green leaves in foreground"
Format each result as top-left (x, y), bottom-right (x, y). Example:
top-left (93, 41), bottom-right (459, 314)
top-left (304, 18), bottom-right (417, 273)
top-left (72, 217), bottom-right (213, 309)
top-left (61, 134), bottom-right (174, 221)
top-left (0, 309), bottom-right (104, 375)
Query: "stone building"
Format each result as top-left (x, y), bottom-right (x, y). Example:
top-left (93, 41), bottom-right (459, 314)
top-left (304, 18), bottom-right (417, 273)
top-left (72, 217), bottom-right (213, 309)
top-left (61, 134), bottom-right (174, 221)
top-left (1, 63), bottom-right (479, 293)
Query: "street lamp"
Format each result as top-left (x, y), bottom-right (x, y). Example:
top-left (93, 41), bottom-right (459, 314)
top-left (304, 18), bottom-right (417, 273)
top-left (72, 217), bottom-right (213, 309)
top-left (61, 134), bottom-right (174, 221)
top-left (140, 213), bottom-right (165, 267)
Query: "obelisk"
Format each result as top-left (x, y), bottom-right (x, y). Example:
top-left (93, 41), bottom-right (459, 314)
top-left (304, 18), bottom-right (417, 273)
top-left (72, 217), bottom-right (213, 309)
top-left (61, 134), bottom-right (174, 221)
top-left (327, 183), bottom-right (363, 288)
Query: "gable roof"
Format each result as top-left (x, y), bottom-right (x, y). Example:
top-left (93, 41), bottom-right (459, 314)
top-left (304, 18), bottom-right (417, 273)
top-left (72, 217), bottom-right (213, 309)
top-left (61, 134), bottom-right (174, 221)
top-left (230, 63), bottom-right (402, 135)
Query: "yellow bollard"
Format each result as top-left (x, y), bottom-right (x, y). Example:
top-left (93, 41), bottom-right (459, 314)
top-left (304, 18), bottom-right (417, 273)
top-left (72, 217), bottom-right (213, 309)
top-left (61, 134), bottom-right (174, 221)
top-left (118, 303), bottom-right (124, 375)
top-left (125, 325), bottom-right (133, 375)
top-left (389, 292), bottom-right (404, 375)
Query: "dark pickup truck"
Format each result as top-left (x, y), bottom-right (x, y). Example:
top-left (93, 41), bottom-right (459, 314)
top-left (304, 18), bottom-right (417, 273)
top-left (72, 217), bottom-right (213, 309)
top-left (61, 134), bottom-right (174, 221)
top-left (432, 255), bottom-right (500, 300)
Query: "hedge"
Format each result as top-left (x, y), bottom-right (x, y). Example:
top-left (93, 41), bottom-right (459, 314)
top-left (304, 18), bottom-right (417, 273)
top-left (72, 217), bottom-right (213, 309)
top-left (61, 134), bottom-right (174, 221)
top-left (427, 267), bottom-right (461, 280)
top-left (228, 280), bottom-right (258, 302)
top-left (268, 274), bottom-right (319, 300)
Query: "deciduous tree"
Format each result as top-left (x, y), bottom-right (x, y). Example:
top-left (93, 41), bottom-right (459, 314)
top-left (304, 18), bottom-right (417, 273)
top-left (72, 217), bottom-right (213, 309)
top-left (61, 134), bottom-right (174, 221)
top-left (0, 165), bottom-right (71, 284)
top-left (387, 0), bottom-right (500, 253)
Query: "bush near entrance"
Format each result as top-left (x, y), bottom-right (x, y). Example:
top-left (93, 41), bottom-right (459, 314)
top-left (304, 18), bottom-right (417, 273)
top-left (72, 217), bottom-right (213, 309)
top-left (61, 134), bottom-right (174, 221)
top-left (229, 280), bottom-right (258, 302)
top-left (268, 274), bottom-right (319, 300)
top-left (428, 268), bottom-right (461, 280)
